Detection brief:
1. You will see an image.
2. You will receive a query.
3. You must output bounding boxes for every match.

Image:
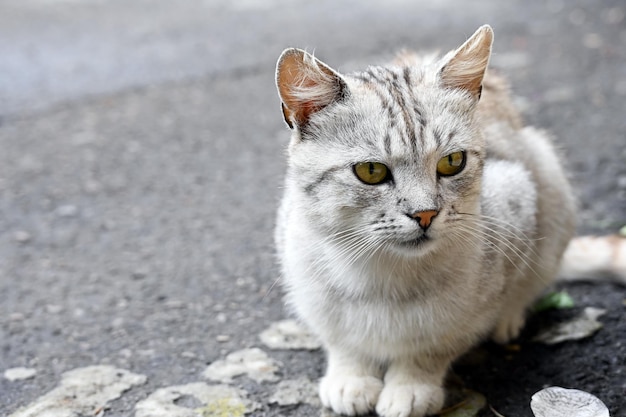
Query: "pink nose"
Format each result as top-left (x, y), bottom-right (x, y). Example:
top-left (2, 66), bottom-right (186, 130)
top-left (410, 210), bottom-right (439, 229)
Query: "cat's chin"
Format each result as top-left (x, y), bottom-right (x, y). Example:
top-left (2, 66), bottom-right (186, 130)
top-left (391, 235), bottom-right (436, 256)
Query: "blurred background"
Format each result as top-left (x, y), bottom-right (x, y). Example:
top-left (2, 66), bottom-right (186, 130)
top-left (1, 0), bottom-right (624, 416)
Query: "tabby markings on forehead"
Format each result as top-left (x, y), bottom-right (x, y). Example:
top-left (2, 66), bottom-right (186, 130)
top-left (442, 130), bottom-right (458, 149)
top-left (383, 133), bottom-right (392, 156)
top-left (381, 67), bottom-right (419, 150)
top-left (432, 127), bottom-right (444, 146)
top-left (402, 66), bottom-right (412, 88)
top-left (353, 67), bottom-right (430, 159)
top-left (352, 72), bottom-right (397, 124)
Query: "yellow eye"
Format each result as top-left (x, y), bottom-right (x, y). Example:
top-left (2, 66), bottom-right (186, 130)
top-left (353, 162), bottom-right (390, 185)
top-left (437, 151), bottom-right (466, 176)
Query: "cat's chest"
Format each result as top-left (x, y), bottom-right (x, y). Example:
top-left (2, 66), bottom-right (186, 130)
top-left (311, 293), bottom-right (486, 358)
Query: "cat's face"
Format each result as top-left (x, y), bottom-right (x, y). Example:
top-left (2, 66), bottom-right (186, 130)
top-left (277, 26), bottom-right (492, 256)
top-left (286, 78), bottom-right (484, 256)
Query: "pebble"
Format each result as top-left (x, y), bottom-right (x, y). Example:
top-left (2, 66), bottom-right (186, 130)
top-left (583, 33), bottom-right (603, 49)
top-left (203, 348), bottom-right (280, 383)
top-left (269, 378), bottom-right (320, 407)
top-left (4, 367), bottom-right (37, 381)
top-left (531, 386), bottom-right (609, 417)
top-left (119, 349), bottom-right (133, 359)
top-left (13, 231), bottom-right (31, 243)
top-left (9, 313), bottom-right (25, 322)
top-left (8, 366), bottom-right (146, 417)
top-left (569, 8), bottom-right (586, 25)
top-left (135, 382), bottom-right (259, 417)
top-left (604, 6), bottom-right (625, 24)
top-left (46, 304), bottom-right (63, 314)
top-left (259, 319), bottom-right (322, 350)
top-left (533, 307), bottom-right (607, 345)
top-left (83, 180), bottom-right (102, 194)
top-left (55, 205), bottom-right (79, 218)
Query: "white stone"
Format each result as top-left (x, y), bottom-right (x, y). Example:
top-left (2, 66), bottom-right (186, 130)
top-left (531, 386), bottom-right (609, 417)
top-left (533, 307), bottom-right (606, 345)
top-left (13, 231), bottom-right (32, 243)
top-left (259, 319), bottom-right (322, 350)
top-left (203, 348), bottom-right (280, 383)
top-left (55, 205), bottom-right (79, 218)
top-left (4, 367), bottom-right (37, 381)
top-left (269, 378), bottom-right (320, 407)
top-left (9, 366), bottom-right (146, 417)
top-left (135, 382), bottom-right (259, 417)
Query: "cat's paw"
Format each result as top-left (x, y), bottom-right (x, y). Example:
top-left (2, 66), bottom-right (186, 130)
top-left (319, 374), bottom-right (383, 416)
top-left (375, 382), bottom-right (444, 417)
top-left (492, 310), bottom-right (525, 344)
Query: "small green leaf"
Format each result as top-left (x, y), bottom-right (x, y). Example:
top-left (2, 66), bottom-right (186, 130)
top-left (533, 291), bottom-right (575, 313)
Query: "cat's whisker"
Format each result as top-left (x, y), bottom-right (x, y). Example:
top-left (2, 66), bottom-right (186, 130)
top-left (262, 273), bottom-right (283, 301)
top-left (458, 212), bottom-right (544, 248)
top-left (451, 217), bottom-right (521, 255)
top-left (304, 228), bottom-right (385, 289)
top-left (453, 222), bottom-right (541, 279)
top-left (456, 212), bottom-right (536, 242)
top-left (456, 221), bottom-right (536, 266)
top-left (454, 212), bottom-right (543, 261)
top-left (473, 213), bottom-right (545, 241)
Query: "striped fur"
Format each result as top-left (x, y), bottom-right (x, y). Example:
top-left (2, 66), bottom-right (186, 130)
top-left (275, 26), bottom-right (580, 417)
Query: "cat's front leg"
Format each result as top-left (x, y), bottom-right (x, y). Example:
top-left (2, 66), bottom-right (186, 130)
top-left (319, 348), bottom-right (384, 416)
top-left (376, 358), bottom-right (447, 417)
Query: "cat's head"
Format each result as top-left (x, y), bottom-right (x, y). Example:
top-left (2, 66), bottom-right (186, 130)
top-left (276, 26), bottom-right (493, 256)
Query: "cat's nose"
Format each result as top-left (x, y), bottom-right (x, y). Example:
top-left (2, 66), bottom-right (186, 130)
top-left (408, 210), bottom-right (439, 230)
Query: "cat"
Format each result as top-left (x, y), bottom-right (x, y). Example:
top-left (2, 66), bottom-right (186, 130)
top-left (273, 25), bottom-right (622, 417)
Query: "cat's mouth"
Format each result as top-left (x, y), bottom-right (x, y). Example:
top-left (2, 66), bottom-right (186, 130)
top-left (398, 234), bottom-right (430, 248)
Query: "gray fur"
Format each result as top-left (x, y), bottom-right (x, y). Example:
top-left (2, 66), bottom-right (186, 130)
top-left (274, 25), bottom-right (576, 417)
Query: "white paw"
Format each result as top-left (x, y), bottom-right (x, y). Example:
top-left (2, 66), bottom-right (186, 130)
top-left (492, 310), bottom-right (525, 344)
top-left (319, 374), bottom-right (383, 416)
top-left (375, 382), bottom-right (444, 417)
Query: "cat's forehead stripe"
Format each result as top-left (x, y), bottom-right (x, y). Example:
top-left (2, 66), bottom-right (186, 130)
top-left (352, 65), bottom-right (430, 157)
top-left (383, 132), bottom-right (392, 157)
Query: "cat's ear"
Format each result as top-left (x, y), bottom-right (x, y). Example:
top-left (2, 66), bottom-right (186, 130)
top-left (276, 48), bottom-right (348, 129)
top-left (439, 25), bottom-right (493, 100)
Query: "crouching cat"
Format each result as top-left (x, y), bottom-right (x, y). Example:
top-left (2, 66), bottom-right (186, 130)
top-left (274, 25), bottom-right (619, 417)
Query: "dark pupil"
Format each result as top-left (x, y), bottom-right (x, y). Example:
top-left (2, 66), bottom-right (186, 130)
top-left (448, 154), bottom-right (454, 165)
top-left (369, 163), bottom-right (375, 175)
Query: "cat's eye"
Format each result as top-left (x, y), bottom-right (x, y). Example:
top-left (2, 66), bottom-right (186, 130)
top-left (436, 151), bottom-right (466, 177)
top-left (353, 162), bottom-right (390, 185)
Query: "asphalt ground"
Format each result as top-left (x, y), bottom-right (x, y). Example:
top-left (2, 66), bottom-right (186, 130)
top-left (1, 0), bottom-right (625, 416)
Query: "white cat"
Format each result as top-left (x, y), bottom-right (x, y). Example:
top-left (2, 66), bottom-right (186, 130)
top-left (274, 25), bottom-right (623, 417)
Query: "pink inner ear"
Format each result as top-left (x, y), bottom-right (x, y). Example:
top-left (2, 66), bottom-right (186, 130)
top-left (277, 51), bottom-right (313, 126)
top-left (440, 25), bottom-right (493, 99)
top-left (276, 49), bottom-right (344, 127)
